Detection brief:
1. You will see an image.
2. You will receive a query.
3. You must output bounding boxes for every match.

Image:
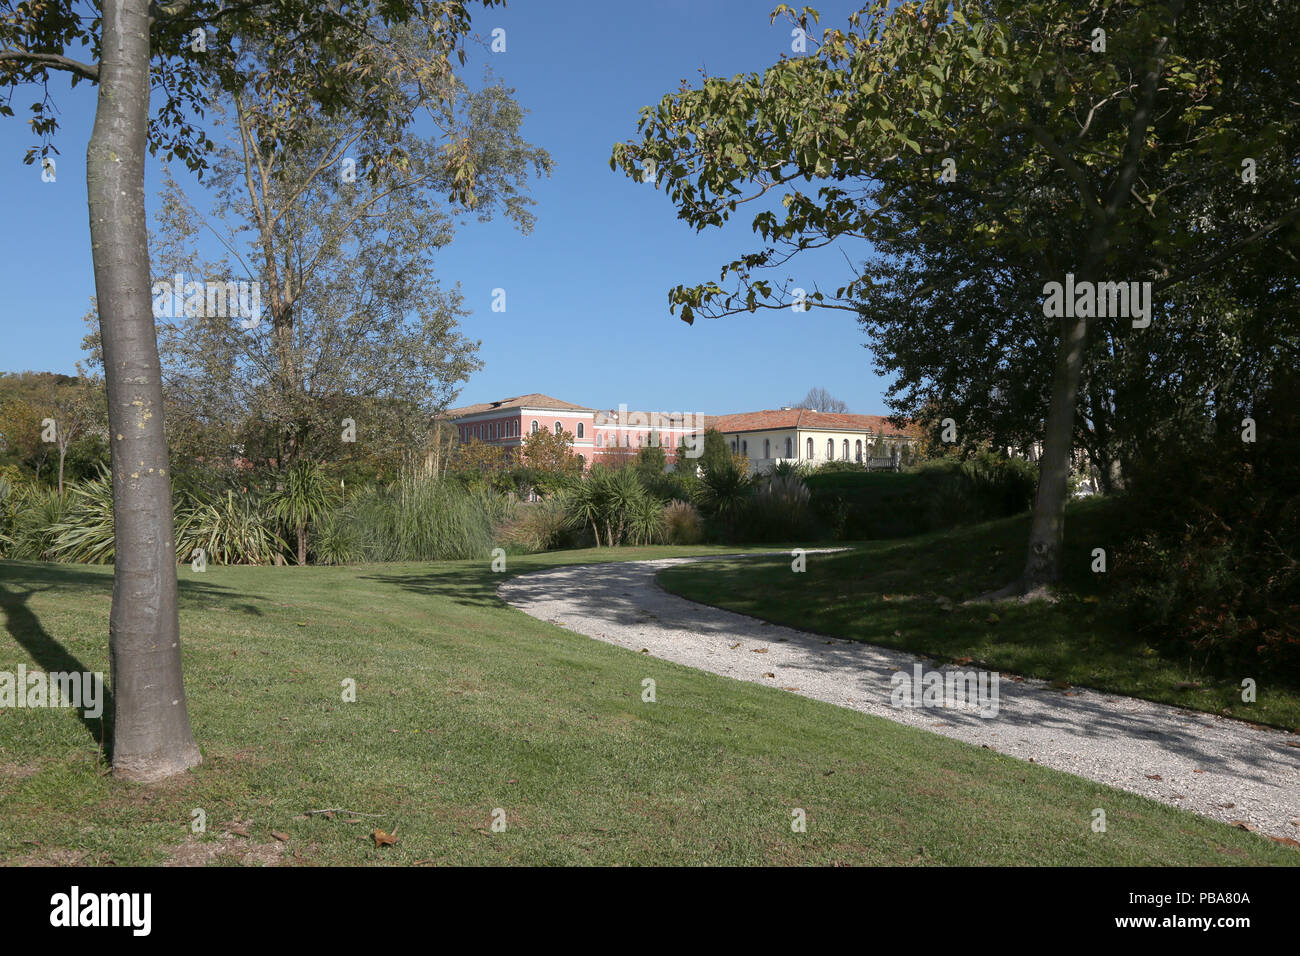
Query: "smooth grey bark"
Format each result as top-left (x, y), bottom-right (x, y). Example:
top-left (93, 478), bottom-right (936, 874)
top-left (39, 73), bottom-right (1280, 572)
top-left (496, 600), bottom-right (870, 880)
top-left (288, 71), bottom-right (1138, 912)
top-left (1021, 309), bottom-right (1090, 590)
top-left (1015, 10), bottom-right (1178, 595)
top-left (86, 0), bottom-right (200, 781)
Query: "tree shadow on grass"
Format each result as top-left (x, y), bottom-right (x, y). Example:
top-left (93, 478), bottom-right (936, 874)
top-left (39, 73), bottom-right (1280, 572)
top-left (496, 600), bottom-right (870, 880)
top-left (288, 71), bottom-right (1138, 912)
top-left (0, 578), bottom-right (115, 757)
top-left (360, 568), bottom-right (504, 609)
top-left (0, 561), bottom-right (263, 759)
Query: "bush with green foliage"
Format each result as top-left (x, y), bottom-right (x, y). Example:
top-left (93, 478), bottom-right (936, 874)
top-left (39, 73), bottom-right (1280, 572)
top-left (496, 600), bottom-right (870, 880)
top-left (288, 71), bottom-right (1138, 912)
top-left (178, 489), bottom-right (287, 566)
top-left (325, 477), bottom-right (497, 562)
top-left (739, 472), bottom-right (818, 542)
top-left (1116, 377), bottom-right (1300, 678)
top-left (497, 498), bottom-right (572, 553)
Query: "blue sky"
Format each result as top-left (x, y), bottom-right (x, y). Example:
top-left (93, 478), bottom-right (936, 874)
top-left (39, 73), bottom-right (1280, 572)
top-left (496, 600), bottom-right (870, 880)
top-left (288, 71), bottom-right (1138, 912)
top-left (0, 0), bottom-right (889, 417)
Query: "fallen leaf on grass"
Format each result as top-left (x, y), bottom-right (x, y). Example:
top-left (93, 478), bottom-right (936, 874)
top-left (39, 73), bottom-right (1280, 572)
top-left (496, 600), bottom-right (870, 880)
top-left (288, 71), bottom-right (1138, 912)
top-left (372, 828), bottom-right (398, 847)
top-left (1269, 836), bottom-right (1300, 849)
top-left (271, 831), bottom-right (290, 842)
top-left (1230, 820), bottom-right (1257, 832)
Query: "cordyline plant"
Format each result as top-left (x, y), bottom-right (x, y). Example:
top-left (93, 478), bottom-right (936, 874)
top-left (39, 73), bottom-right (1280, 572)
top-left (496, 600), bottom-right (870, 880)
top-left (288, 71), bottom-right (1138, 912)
top-left (0, 0), bottom-right (502, 781)
top-left (611, 0), bottom-right (1298, 597)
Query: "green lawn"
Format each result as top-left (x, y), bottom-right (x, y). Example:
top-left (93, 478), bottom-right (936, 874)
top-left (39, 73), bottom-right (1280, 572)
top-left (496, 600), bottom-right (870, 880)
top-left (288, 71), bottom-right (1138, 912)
top-left (658, 500), bottom-right (1300, 733)
top-left (1, 545), bottom-right (1295, 865)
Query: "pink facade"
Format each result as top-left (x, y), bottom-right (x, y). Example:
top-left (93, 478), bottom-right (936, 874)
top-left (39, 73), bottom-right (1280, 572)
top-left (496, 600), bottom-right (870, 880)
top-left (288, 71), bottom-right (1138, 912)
top-left (448, 395), bottom-right (708, 471)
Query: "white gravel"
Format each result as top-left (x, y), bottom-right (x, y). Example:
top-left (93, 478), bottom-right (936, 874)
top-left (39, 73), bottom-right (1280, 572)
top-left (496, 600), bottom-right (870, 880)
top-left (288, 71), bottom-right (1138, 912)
top-left (500, 555), bottom-right (1300, 839)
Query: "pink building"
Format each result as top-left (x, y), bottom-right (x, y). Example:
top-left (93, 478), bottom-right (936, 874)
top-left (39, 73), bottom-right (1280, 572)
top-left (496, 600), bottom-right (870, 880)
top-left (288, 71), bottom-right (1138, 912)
top-left (446, 394), bottom-right (711, 470)
top-left (447, 393), bottom-right (597, 468)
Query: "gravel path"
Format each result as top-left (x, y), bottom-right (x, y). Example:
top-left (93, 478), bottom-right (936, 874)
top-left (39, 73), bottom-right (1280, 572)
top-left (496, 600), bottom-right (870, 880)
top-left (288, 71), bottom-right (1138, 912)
top-left (500, 555), bottom-right (1300, 839)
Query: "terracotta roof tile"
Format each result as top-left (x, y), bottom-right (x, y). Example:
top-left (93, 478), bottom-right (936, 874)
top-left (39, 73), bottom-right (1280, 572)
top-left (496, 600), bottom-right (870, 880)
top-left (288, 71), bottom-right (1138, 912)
top-left (710, 408), bottom-right (917, 437)
top-left (447, 393), bottom-right (595, 418)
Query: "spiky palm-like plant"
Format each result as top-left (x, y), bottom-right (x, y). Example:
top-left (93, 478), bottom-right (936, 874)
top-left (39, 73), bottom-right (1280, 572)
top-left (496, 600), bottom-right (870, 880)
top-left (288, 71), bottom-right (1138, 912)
top-left (267, 461), bottom-right (335, 565)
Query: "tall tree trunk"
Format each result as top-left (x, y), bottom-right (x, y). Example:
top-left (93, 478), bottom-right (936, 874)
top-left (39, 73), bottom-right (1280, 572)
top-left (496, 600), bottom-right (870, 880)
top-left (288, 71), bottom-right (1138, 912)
top-left (87, 0), bottom-right (200, 781)
top-left (1021, 310), bottom-right (1089, 591)
top-left (297, 524), bottom-right (307, 566)
top-left (57, 442), bottom-right (66, 498)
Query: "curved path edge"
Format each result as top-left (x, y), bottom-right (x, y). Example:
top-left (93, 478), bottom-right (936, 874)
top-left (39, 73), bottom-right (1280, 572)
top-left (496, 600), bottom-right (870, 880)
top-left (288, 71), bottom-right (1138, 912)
top-left (499, 554), bottom-right (1300, 840)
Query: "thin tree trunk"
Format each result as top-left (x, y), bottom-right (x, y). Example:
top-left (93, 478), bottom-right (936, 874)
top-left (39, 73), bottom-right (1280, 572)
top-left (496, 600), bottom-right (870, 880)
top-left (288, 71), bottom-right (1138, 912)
top-left (87, 0), bottom-right (199, 781)
top-left (57, 442), bottom-right (66, 497)
top-left (297, 524), bottom-right (307, 565)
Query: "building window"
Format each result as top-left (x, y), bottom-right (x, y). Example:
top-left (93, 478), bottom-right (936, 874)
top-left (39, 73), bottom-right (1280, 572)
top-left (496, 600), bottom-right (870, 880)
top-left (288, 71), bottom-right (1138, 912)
top-left (764, 439), bottom-right (770, 459)
top-left (531, 420), bottom-right (539, 434)
top-left (855, 439), bottom-right (862, 461)
top-left (577, 454), bottom-right (585, 468)
top-left (741, 440), bottom-right (748, 456)
top-left (785, 437), bottom-right (793, 458)
top-left (731, 440), bottom-right (737, 452)
top-left (806, 437), bottom-right (814, 459)
top-left (577, 422), bottom-right (584, 439)
top-left (490, 423), bottom-right (496, 439)
top-left (827, 439), bottom-right (834, 459)
top-left (596, 433), bottom-right (604, 447)
top-left (842, 439), bottom-right (849, 460)
top-left (554, 421), bottom-right (562, 435)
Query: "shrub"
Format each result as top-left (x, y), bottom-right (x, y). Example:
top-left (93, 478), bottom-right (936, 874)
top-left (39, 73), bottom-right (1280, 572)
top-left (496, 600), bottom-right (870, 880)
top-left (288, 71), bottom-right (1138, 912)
top-left (177, 489), bottom-right (288, 566)
top-left (768, 459), bottom-right (811, 480)
top-left (9, 483), bottom-right (66, 560)
top-left (499, 498), bottom-right (572, 553)
top-left (740, 472), bottom-right (818, 542)
top-left (626, 490), bottom-right (666, 545)
top-left (1116, 378), bottom-right (1300, 677)
top-left (313, 511), bottom-right (363, 565)
top-left (662, 499), bottom-right (703, 545)
top-left (696, 459), bottom-right (751, 522)
top-left (813, 459), bottom-right (866, 474)
top-left (328, 477), bottom-right (496, 562)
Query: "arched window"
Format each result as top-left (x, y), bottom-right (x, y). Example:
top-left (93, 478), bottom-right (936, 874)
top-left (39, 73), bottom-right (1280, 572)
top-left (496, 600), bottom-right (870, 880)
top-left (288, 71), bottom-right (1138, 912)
top-left (785, 437), bottom-right (793, 458)
top-left (577, 454), bottom-right (585, 468)
top-left (855, 439), bottom-right (862, 461)
top-left (531, 420), bottom-right (539, 434)
top-left (596, 433), bottom-right (604, 447)
top-left (763, 439), bottom-right (770, 459)
top-left (806, 437), bottom-right (814, 459)
top-left (577, 422), bottom-right (584, 438)
top-left (842, 439), bottom-right (849, 460)
top-left (554, 421), bottom-right (562, 435)
top-left (826, 439), bottom-right (834, 459)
